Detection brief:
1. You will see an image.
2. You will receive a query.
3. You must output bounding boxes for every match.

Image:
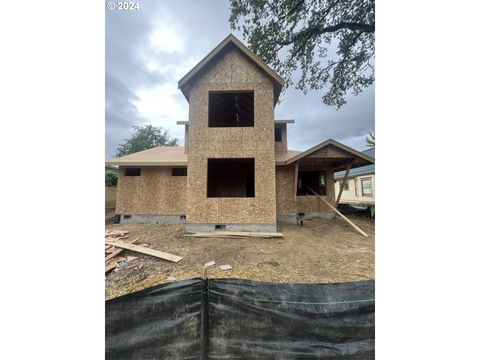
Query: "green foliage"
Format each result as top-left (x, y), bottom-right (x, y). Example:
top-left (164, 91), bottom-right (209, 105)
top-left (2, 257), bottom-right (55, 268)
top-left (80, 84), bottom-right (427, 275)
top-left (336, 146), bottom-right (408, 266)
top-left (229, 0), bottom-right (375, 108)
top-left (365, 131), bottom-right (375, 148)
top-left (115, 125), bottom-right (178, 157)
top-left (105, 171), bottom-right (118, 187)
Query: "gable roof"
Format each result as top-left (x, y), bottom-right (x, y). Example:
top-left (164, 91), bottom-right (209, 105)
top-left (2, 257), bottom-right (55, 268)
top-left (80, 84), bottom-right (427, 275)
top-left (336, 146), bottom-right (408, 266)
top-left (282, 139), bottom-right (375, 166)
top-left (178, 34), bottom-right (285, 103)
top-left (334, 148), bottom-right (375, 180)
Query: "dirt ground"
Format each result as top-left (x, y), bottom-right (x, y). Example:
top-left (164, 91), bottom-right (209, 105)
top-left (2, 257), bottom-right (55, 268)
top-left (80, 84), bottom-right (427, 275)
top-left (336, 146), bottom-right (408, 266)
top-left (105, 216), bottom-right (374, 299)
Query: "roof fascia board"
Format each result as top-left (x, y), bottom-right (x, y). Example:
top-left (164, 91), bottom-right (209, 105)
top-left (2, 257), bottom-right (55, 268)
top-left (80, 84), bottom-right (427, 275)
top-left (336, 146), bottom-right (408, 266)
top-left (285, 139), bottom-right (375, 165)
top-left (334, 171), bottom-right (375, 180)
top-left (105, 161), bottom-right (187, 166)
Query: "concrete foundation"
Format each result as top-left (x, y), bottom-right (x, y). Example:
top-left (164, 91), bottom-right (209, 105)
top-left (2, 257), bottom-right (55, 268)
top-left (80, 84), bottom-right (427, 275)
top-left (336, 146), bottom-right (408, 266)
top-left (277, 212), bottom-right (335, 224)
top-left (185, 223), bottom-right (277, 233)
top-left (276, 215), bottom-right (297, 224)
top-left (303, 212), bottom-right (335, 220)
top-left (120, 214), bottom-right (187, 225)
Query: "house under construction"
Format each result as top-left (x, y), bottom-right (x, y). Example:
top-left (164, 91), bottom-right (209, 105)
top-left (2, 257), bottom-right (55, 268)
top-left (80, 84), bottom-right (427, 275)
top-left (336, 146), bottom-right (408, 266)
top-left (106, 34), bottom-right (374, 232)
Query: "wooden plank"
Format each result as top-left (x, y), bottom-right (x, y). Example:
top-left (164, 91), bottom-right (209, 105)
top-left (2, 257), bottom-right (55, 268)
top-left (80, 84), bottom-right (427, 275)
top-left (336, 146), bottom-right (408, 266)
top-left (105, 240), bottom-right (183, 263)
top-left (105, 230), bottom-right (129, 237)
top-left (184, 231), bottom-right (284, 238)
top-left (335, 164), bottom-right (351, 208)
top-left (185, 231), bottom-right (283, 237)
top-left (105, 261), bottom-right (118, 273)
top-left (105, 237), bottom-right (140, 262)
top-left (305, 185), bottom-right (368, 237)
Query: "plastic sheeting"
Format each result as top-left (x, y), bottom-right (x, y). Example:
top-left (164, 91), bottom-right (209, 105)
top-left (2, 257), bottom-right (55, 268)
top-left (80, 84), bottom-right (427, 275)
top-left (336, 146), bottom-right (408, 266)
top-left (105, 279), bottom-right (204, 359)
top-left (106, 278), bottom-right (374, 359)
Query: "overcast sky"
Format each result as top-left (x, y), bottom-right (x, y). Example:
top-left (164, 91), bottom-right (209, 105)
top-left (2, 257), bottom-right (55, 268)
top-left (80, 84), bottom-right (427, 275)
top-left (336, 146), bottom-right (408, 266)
top-left (105, 0), bottom-right (374, 157)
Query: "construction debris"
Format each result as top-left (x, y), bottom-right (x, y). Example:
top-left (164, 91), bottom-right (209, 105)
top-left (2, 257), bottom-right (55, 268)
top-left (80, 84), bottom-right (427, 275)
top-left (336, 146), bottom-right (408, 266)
top-left (105, 237), bottom-right (141, 262)
top-left (220, 264), bottom-right (232, 271)
top-left (105, 239), bottom-right (183, 263)
top-left (205, 260), bottom-right (215, 267)
top-left (186, 231), bottom-right (284, 239)
top-left (119, 259), bottom-right (129, 271)
top-left (105, 261), bottom-right (118, 274)
top-left (105, 230), bottom-right (129, 238)
top-left (105, 232), bottom-right (142, 273)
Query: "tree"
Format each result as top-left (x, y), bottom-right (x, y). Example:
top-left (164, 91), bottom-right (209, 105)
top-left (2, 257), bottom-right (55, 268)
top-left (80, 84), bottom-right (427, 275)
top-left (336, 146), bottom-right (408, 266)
top-left (105, 171), bottom-right (118, 187)
top-left (115, 125), bottom-right (178, 157)
top-left (365, 131), bottom-right (375, 148)
top-left (229, 0), bottom-right (375, 108)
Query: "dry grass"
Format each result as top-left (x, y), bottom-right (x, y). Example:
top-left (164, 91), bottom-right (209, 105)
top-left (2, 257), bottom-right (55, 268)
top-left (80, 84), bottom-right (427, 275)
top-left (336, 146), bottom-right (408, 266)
top-left (105, 216), bottom-right (374, 299)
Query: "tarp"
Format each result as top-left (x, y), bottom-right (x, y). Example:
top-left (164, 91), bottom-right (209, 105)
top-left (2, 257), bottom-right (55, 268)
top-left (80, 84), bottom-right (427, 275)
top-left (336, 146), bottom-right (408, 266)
top-left (106, 278), bottom-right (374, 359)
top-left (105, 279), bottom-right (204, 359)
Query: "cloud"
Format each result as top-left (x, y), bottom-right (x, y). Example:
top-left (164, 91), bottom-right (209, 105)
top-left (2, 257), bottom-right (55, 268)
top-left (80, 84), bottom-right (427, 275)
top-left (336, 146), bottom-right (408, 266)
top-left (149, 25), bottom-right (185, 54)
top-left (105, 0), bottom-right (374, 156)
top-left (105, 73), bottom-right (146, 155)
top-left (277, 86), bottom-right (375, 151)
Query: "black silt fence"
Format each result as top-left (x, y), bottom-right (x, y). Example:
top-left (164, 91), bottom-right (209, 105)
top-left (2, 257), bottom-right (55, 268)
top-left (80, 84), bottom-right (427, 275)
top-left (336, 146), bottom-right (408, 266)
top-left (106, 278), bottom-right (375, 359)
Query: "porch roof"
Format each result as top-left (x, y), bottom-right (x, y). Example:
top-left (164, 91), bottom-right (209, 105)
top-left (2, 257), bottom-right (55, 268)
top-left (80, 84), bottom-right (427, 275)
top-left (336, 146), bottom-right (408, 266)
top-left (276, 139), bottom-right (375, 172)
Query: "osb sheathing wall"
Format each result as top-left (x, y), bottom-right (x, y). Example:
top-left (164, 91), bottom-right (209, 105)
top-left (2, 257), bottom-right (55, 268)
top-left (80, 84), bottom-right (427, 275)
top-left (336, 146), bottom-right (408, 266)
top-left (186, 47), bottom-right (276, 225)
top-left (116, 167), bottom-right (187, 215)
top-left (275, 165), bottom-right (335, 215)
top-left (184, 125), bottom-right (189, 154)
top-left (274, 123), bottom-right (288, 154)
top-left (307, 144), bottom-right (354, 159)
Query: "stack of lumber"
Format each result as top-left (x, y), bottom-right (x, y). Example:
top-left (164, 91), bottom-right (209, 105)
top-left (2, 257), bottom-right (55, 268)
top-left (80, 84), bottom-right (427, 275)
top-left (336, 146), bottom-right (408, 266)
top-left (105, 231), bottom-right (141, 273)
top-left (184, 231), bottom-right (284, 239)
top-left (105, 230), bottom-right (183, 274)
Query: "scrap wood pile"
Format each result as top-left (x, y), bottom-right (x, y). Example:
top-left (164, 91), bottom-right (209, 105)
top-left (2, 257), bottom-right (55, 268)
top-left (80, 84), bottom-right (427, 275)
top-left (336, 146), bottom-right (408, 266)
top-left (105, 230), bottom-right (183, 274)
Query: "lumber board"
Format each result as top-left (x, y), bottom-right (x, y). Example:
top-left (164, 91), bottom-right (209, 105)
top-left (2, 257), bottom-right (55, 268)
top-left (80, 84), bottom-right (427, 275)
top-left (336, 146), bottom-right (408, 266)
top-left (305, 185), bottom-right (368, 237)
top-left (105, 261), bottom-right (118, 273)
top-left (105, 230), bottom-right (129, 237)
top-left (335, 164), bottom-right (351, 208)
top-left (105, 237), bottom-right (140, 262)
top-left (184, 231), bottom-right (284, 238)
top-left (105, 240), bottom-right (183, 263)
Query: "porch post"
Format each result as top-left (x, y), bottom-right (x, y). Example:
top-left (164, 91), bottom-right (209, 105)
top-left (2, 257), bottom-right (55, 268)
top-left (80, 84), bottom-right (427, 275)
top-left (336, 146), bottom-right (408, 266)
top-left (335, 164), bottom-right (351, 208)
top-left (293, 162), bottom-right (299, 203)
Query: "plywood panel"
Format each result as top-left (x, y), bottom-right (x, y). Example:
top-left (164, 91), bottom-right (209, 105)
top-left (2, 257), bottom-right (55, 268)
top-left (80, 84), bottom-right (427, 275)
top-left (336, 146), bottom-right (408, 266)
top-left (116, 167), bottom-right (187, 215)
top-left (306, 144), bottom-right (354, 159)
top-left (275, 165), bottom-right (336, 216)
top-left (275, 165), bottom-right (296, 215)
top-left (274, 123), bottom-right (287, 154)
top-left (186, 46), bottom-right (276, 225)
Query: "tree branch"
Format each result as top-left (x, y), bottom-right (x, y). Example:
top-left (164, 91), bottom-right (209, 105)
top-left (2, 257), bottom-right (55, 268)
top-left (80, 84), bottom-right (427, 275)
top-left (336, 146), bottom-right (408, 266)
top-left (277, 0), bottom-right (305, 21)
top-left (281, 21), bottom-right (374, 45)
top-left (315, 21), bottom-right (375, 34)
